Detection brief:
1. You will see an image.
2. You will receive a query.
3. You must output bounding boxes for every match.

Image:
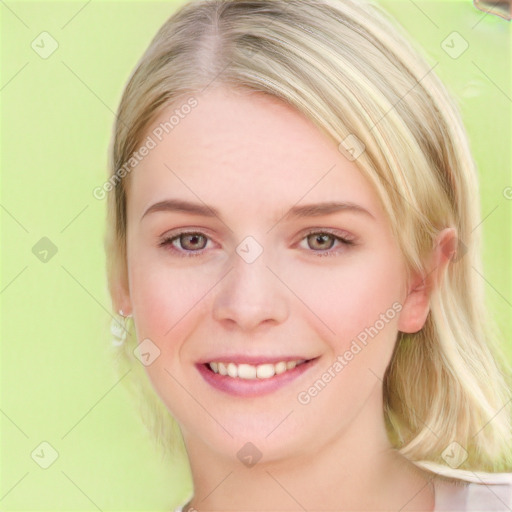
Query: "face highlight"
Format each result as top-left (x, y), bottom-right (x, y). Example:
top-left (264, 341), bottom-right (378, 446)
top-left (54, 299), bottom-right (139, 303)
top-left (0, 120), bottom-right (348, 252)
top-left (119, 86), bottom-right (418, 464)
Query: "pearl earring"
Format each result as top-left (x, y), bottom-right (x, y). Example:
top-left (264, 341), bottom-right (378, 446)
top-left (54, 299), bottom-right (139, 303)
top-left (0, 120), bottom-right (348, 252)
top-left (111, 310), bottom-right (132, 346)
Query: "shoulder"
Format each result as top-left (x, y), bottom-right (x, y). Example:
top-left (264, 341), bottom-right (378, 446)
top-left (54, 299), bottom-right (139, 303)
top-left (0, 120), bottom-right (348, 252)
top-left (415, 461), bottom-right (512, 511)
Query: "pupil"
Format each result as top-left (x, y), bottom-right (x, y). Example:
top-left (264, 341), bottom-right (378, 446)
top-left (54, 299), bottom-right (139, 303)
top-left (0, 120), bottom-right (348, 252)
top-left (184, 234), bottom-right (203, 249)
top-left (311, 234), bottom-right (333, 250)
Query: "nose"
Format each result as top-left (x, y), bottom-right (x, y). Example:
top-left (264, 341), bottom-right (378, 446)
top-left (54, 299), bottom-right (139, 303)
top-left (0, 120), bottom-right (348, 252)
top-left (211, 250), bottom-right (289, 331)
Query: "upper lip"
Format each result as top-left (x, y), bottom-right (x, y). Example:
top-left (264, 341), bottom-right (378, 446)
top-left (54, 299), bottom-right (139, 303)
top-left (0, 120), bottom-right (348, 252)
top-left (197, 355), bottom-right (316, 365)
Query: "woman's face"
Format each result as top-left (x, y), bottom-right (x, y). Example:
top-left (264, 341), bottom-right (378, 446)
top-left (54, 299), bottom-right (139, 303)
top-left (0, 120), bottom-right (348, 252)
top-left (122, 86), bottom-right (419, 464)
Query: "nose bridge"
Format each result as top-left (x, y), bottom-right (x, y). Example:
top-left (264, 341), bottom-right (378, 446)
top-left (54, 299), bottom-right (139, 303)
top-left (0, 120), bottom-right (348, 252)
top-left (212, 238), bottom-right (289, 329)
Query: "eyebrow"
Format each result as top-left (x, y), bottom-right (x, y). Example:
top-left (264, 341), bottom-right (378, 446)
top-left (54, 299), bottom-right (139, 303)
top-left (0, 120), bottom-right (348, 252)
top-left (140, 199), bottom-right (374, 222)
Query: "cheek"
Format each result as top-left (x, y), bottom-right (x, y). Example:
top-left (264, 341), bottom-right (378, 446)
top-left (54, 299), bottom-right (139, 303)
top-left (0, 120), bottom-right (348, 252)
top-left (288, 253), bottom-right (405, 352)
top-left (127, 247), bottom-right (214, 351)
top-left (131, 270), bottom-right (195, 335)
top-left (126, 256), bottom-right (212, 403)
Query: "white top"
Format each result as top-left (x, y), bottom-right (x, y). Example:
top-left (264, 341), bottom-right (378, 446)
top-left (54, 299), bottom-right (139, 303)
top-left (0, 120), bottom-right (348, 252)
top-left (420, 461), bottom-right (512, 511)
top-left (172, 463), bottom-right (512, 511)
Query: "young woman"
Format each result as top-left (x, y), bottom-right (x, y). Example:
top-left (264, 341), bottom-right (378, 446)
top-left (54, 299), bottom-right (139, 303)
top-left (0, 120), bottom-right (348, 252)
top-left (104, 0), bottom-right (512, 510)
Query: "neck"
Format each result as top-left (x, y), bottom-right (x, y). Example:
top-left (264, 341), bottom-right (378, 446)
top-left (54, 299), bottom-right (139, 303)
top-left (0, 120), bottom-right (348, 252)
top-left (181, 384), bottom-right (434, 511)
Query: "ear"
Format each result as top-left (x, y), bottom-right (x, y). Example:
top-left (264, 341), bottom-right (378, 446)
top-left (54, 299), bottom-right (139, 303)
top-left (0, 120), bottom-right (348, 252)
top-left (398, 228), bottom-right (457, 334)
top-left (109, 270), bottom-right (132, 317)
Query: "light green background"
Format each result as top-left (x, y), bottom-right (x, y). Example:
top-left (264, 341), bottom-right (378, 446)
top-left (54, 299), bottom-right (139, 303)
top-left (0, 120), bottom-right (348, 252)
top-left (1, 1), bottom-right (510, 510)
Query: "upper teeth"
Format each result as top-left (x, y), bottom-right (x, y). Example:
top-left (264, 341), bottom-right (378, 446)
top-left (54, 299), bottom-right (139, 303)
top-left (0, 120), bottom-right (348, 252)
top-left (209, 360), bottom-right (305, 379)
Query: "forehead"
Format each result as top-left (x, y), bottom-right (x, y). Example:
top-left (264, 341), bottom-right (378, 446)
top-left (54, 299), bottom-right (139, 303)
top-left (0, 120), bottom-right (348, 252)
top-left (127, 87), bottom-right (380, 220)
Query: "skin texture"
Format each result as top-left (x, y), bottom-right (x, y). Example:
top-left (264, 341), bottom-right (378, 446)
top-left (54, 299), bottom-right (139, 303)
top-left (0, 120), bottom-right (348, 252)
top-left (114, 86), bottom-right (455, 511)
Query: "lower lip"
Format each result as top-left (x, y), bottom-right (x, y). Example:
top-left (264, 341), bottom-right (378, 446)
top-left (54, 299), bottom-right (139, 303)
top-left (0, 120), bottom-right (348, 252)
top-left (196, 359), bottom-right (317, 397)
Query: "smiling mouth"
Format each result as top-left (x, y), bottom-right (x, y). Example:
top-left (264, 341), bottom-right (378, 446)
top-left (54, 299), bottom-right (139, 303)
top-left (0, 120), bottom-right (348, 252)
top-left (197, 357), bottom-right (319, 397)
top-left (205, 359), bottom-right (311, 380)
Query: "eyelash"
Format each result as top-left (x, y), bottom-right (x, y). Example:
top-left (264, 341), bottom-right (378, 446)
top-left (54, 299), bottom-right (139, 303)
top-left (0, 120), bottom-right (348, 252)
top-left (158, 229), bottom-right (356, 258)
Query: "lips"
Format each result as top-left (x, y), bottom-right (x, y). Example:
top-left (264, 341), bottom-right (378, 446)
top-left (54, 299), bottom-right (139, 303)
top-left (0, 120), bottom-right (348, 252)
top-left (195, 356), bottom-right (318, 397)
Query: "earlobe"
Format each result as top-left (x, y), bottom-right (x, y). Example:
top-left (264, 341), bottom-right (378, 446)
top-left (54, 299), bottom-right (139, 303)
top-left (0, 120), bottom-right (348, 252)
top-left (397, 228), bottom-right (457, 334)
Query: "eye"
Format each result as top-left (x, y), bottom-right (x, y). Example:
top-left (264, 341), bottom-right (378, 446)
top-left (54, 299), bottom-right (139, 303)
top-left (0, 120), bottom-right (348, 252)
top-left (159, 231), bottom-right (211, 257)
top-left (159, 229), bottom-right (356, 258)
top-left (299, 230), bottom-right (355, 256)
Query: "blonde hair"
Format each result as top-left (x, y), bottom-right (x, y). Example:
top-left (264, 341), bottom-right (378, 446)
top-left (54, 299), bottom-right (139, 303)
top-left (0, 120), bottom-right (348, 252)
top-left (105, 0), bottom-right (512, 471)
